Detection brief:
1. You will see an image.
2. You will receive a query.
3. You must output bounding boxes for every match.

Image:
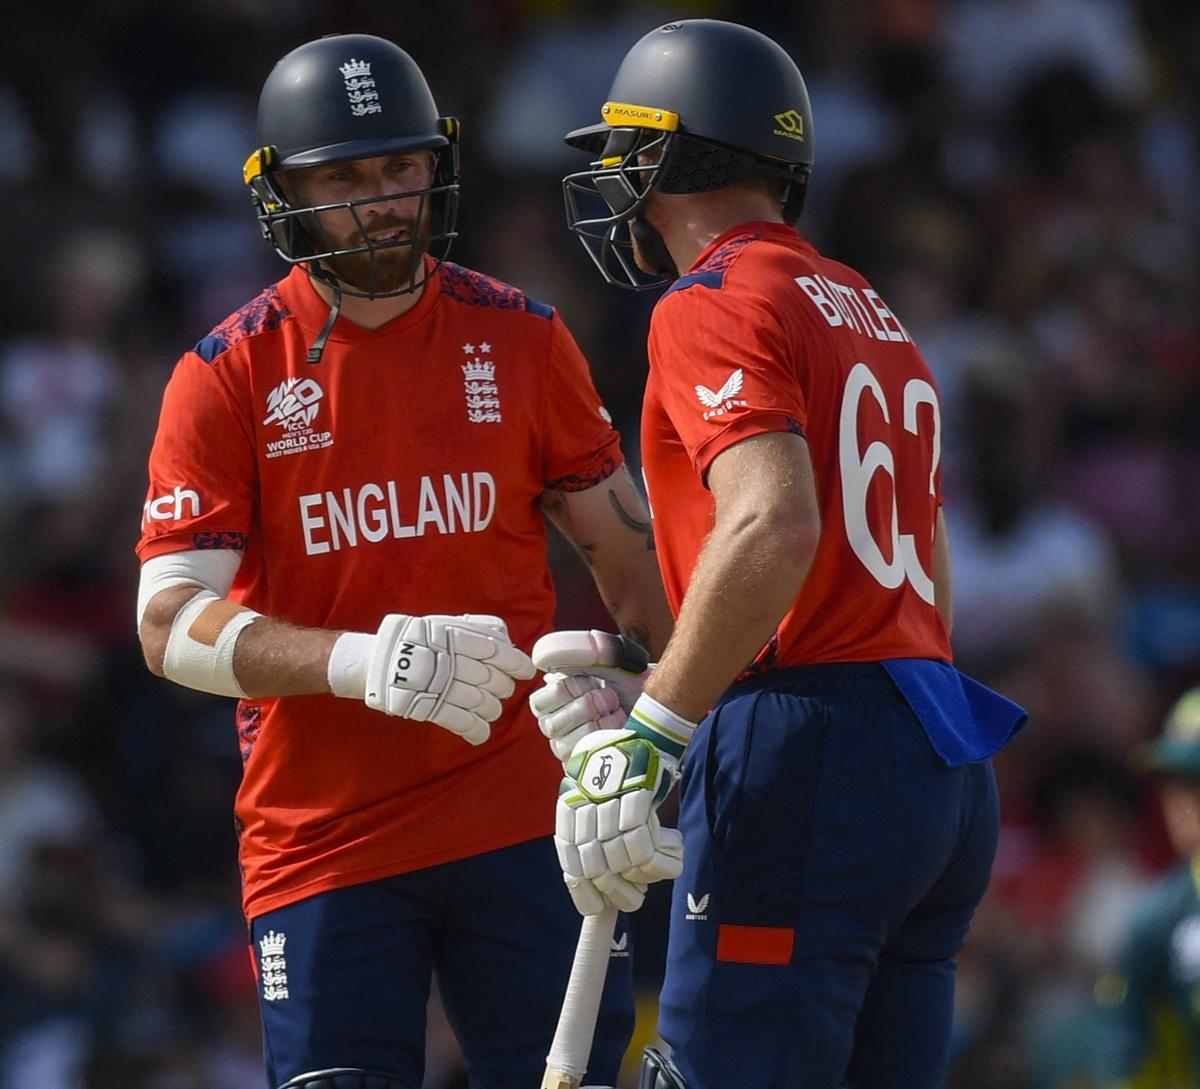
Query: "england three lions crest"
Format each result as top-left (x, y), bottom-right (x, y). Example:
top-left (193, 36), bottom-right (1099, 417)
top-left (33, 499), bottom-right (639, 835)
top-left (461, 342), bottom-right (501, 423)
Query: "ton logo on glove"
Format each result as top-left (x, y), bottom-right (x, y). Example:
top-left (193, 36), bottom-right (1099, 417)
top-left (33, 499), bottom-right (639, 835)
top-left (391, 643), bottom-right (417, 682)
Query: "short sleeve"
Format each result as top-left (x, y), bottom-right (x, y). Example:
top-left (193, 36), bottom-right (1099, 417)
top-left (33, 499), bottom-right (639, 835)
top-left (648, 283), bottom-right (807, 479)
top-left (136, 351), bottom-right (257, 561)
top-left (541, 313), bottom-right (624, 492)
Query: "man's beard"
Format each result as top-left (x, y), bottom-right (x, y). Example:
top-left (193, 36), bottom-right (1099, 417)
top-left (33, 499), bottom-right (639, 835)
top-left (320, 236), bottom-right (430, 295)
top-left (308, 203), bottom-right (434, 295)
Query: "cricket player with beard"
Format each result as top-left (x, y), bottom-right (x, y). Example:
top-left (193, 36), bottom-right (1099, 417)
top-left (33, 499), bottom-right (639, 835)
top-left (135, 33), bottom-right (670, 1089)
top-left (530, 19), bottom-right (1028, 1089)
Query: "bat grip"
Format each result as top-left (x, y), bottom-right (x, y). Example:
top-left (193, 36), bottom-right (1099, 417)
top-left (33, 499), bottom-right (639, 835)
top-left (541, 905), bottom-right (619, 1089)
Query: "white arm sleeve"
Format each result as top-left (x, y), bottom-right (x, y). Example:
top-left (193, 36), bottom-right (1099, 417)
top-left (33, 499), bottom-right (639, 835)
top-left (136, 549), bottom-right (243, 628)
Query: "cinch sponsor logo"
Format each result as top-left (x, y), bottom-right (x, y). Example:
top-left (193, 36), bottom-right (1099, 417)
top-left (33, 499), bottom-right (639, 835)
top-left (143, 485), bottom-right (200, 526)
top-left (794, 275), bottom-right (913, 344)
top-left (298, 472), bottom-right (496, 556)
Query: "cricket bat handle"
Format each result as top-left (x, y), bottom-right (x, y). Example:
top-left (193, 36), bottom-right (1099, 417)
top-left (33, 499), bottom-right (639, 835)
top-left (541, 905), bottom-right (619, 1089)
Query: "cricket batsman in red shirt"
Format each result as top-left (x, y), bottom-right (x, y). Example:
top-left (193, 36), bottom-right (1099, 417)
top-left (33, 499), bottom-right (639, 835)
top-left (532, 19), bottom-right (1027, 1089)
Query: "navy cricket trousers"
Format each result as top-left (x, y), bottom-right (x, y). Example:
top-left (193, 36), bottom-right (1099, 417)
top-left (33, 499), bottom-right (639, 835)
top-left (250, 835), bottom-right (634, 1089)
top-left (659, 663), bottom-right (1000, 1089)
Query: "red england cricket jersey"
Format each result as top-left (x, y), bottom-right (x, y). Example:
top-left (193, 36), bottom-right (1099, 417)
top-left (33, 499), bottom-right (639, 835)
top-left (642, 221), bottom-right (951, 670)
top-left (138, 260), bottom-right (622, 919)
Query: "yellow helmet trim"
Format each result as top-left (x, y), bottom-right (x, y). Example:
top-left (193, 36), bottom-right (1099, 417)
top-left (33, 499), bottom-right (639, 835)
top-left (600, 102), bottom-right (680, 132)
top-left (242, 146), bottom-right (274, 186)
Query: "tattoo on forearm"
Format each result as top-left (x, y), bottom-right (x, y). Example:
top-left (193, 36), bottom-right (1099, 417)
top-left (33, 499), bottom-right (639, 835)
top-left (608, 489), bottom-right (656, 551)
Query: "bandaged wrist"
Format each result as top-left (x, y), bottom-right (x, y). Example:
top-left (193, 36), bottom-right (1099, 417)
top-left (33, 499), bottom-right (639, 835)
top-left (327, 631), bottom-right (376, 700)
top-left (628, 693), bottom-right (697, 760)
top-left (162, 590), bottom-right (260, 698)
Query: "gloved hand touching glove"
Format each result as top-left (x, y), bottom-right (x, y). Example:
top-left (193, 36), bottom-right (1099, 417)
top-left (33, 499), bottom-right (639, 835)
top-left (328, 613), bottom-right (535, 745)
top-left (529, 630), bottom-right (654, 763)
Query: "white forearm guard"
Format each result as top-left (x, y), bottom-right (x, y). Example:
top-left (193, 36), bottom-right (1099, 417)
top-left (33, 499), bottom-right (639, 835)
top-left (162, 590), bottom-right (261, 698)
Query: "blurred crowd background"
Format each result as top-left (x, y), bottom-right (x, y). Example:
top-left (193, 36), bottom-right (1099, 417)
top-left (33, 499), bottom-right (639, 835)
top-left (0, 0), bottom-right (1197, 1086)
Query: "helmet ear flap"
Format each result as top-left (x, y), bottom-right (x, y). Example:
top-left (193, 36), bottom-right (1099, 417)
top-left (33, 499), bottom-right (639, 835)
top-left (244, 145), bottom-right (317, 261)
top-left (781, 170), bottom-right (810, 226)
top-left (247, 169), bottom-right (319, 260)
top-left (428, 116), bottom-right (461, 260)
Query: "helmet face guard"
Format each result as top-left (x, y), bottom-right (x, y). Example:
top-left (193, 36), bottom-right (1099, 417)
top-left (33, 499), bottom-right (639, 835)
top-left (563, 21), bottom-right (816, 290)
top-left (563, 124), bottom-right (675, 291)
top-left (563, 103), bottom-right (809, 291)
top-left (243, 127), bottom-right (460, 299)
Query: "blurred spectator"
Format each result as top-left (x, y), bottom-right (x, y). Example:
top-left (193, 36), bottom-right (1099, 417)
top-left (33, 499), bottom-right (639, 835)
top-left (944, 337), bottom-right (1120, 672)
top-left (943, 0), bottom-right (1150, 113)
top-left (0, 685), bottom-right (100, 902)
top-left (0, 230), bottom-right (141, 504)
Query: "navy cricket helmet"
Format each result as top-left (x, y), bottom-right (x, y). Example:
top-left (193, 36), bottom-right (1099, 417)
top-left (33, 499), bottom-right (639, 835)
top-left (242, 33), bottom-right (460, 299)
top-left (563, 19), bottom-right (814, 289)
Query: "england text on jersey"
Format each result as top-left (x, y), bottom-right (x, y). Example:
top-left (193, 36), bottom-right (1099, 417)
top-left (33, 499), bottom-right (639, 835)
top-left (298, 472), bottom-right (496, 554)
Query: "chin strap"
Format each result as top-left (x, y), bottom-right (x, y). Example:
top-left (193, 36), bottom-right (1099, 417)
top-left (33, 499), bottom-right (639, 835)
top-left (306, 273), bottom-right (343, 365)
top-left (629, 216), bottom-right (677, 281)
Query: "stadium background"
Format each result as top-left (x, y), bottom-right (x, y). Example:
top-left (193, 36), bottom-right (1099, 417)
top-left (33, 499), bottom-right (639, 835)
top-left (0, 0), bottom-right (1197, 1085)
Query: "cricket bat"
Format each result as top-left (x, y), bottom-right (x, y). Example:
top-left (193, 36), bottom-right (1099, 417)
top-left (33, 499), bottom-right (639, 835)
top-left (541, 905), bottom-right (619, 1089)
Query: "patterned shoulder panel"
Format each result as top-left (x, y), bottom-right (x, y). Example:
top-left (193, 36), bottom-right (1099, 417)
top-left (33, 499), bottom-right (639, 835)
top-left (661, 231), bottom-right (763, 300)
top-left (439, 262), bottom-right (553, 320)
top-left (193, 285), bottom-right (292, 364)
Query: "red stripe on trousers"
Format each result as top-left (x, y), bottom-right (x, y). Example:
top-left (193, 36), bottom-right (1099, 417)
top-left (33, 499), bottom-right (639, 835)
top-left (716, 924), bottom-right (795, 965)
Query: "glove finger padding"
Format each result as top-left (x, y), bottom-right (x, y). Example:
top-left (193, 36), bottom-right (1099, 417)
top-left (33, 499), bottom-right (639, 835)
top-left (443, 680), bottom-right (502, 721)
top-left (532, 675), bottom-right (626, 762)
top-left (443, 626), bottom-right (535, 681)
top-left (529, 673), bottom-right (607, 717)
top-left (532, 630), bottom-right (652, 712)
top-left (453, 614), bottom-right (511, 637)
top-left (532, 630), bottom-right (649, 674)
top-left (429, 704), bottom-right (491, 746)
top-left (593, 870), bottom-right (647, 913)
top-left (563, 872), bottom-right (608, 916)
top-left (451, 654), bottom-right (516, 700)
top-left (623, 821), bottom-right (684, 884)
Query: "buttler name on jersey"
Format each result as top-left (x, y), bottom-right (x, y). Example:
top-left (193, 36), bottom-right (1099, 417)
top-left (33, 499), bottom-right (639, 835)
top-left (298, 472), bottom-right (496, 556)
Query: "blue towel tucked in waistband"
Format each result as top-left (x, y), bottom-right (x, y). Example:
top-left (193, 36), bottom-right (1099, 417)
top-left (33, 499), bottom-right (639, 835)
top-left (882, 659), bottom-right (1027, 767)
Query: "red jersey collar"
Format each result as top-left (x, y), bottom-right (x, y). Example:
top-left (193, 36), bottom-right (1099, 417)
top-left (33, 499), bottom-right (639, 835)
top-left (685, 220), bottom-right (812, 274)
top-left (277, 256), bottom-right (443, 341)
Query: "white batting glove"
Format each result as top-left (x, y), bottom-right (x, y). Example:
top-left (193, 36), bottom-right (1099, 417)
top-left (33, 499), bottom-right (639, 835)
top-left (328, 614), bottom-right (536, 745)
top-left (555, 723), bottom-right (687, 915)
top-left (530, 630), bottom-right (653, 764)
